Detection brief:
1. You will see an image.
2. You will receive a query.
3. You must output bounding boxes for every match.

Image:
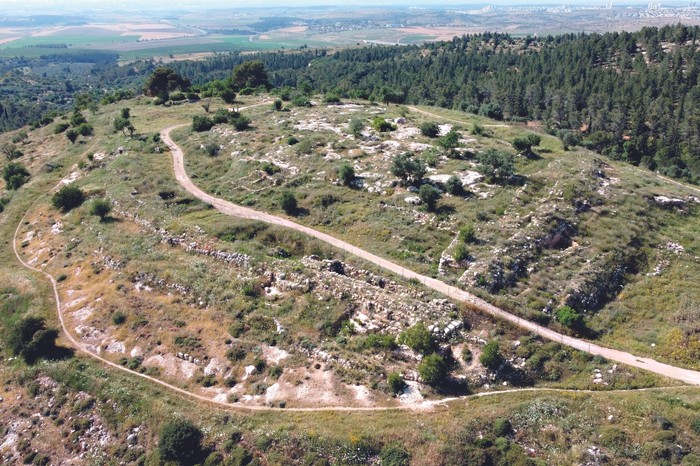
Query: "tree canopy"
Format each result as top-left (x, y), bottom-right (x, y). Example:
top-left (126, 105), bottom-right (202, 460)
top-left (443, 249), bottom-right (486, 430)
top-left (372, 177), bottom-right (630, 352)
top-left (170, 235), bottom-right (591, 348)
top-left (144, 67), bottom-right (191, 101)
top-left (232, 60), bottom-right (270, 90)
top-left (6, 316), bottom-right (59, 363)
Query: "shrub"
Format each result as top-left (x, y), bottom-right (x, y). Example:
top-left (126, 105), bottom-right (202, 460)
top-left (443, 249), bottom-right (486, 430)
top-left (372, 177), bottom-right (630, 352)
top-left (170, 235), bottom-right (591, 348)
top-left (65, 129), bottom-right (79, 143)
top-left (54, 122), bottom-right (70, 134)
top-left (418, 184), bottom-right (440, 211)
top-left (692, 418), bottom-right (700, 434)
top-left (231, 114), bottom-right (251, 131)
top-left (462, 347), bottom-right (473, 363)
top-left (477, 149), bottom-right (515, 183)
top-left (261, 162), bottom-right (280, 175)
top-left (398, 322), bottom-right (433, 355)
top-left (391, 152), bottom-right (426, 186)
top-left (338, 164), bottom-right (355, 186)
top-left (294, 138), bottom-right (314, 155)
top-left (158, 419), bottom-right (203, 464)
top-left (204, 143), bottom-right (220, 157)
top-left (2, 143), bottom-right (23, 160)
top-left (273, 99), bottom-right (283, 111)
top-left (418, 353), bottom-right (447, 385)
top-left (556, 306), bottom-right (584, 331)
top-left (379, 442), bottom-right (411, 466)
top-left (323, 92), bottom-right (341, 103)
top-left (423, 150), bottom-right (438, 168)
top-left (459, 225), bottom-right (476, 243)
top-left (226, 344), bottom-right (247, 362)
top-left (192, 115), bottom-right (214, 132)
top-left (479, 102), bottom-right (503, 120)
top-left (286, 136), bottom-right (299, 146)
top-left (112, 311), bottom-right (126, 325)
top-left (52, 185), bottom-right (85, 212)
top-left (471, 123), bottom-right (485, 135)
top-left (203, 452), bottom-right (223, 466)
top-left (77, 123), bottom-right (94, 137)
top-left (453, 243), bottom-right (469, 263)
top-left (371, 117), bottom-right (396, 133)
top-left (512, 134), bottom-right (541, 155)
top-left (445, 176), bottom-right (464, 195)
top-left (349, 118), bottom-right (365, 138)
top-left (280, 191), bottom-right (297, 214)
top-left (268, 365), bottom-right (283, 379)
top-left (388, 372), bottom-right (406, 395)
top-left (228, 446), bottom-right (253, 466)
top-left (493, 418), bottom-right (513, 437)
top-left (3, 162), bottom-right (30, 190)
top-left (90, 198), bottom-right (112, 221)
top-left (420, 122), bottom-right (440, 138)
top-left (438, 128), bottom-right (461, 151)
top-left (480, 340), bottom-right (503, 370)
top-left (6, 316), bottom-right (58, 363)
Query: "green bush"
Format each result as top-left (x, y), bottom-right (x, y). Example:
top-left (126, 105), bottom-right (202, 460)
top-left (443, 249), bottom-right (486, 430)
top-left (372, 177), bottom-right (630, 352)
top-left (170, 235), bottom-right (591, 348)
top-left (54, 122), bottom-right (70, 134)
top-left (231, 114), bottom-right (251, 131)
top-left (398, 322), bottom-right (433, 355)
top-left (459, 225), bottom-right (476, 243)
top-left (65, 129), bottom-right (79, 143)
top-left (90, 198), bottom-right (112, 221)
top-left (438, 128), bottom-right (461, 151)
top-left (388, 372), bottom-right (406, 394)
top-left (158, 419), bottom-right (203, 464)
top-left (391, 153), bottom-right (426, 186)
top-left (280, 191), bottom-right (298, 215)
top-left (112, 311), bottom-right (126, 325)
top-left (418, 353), bottom-right (447, 385)
top-left (445, 176), bottom-right (464, 195)
top-left (480, 340), bottom-right (503, 370)
top-left (192, 115), bottom-right (214, 132)
top-left (477, 149), bottom-right (515, 183)
top-left (52, 185), bottom-right (85, 212)
top-left (462, 347), bottom-right (473, 363)
top-left (6, 316), bottom-right (58, 363)
top-left (371, 117), bottom-right (396, 133)
top-left (338, 163), bottom-right (355, 186)
top-left (492, 418), bottom-right (513, 437)
top-left (379, 442), bottom-right (411, 466)
top-left (556, 306), bottom-right (584, 331)
top-left (420, 122), bottom-right (439, 138)
top-left (349, 118), bottom-right (365, 138)
top-left (453, 244), bottom-right (469, 263)
top-left (3, 162), bottom-right (30, 190)
top-left (418, 184), bottom-right (441, 211)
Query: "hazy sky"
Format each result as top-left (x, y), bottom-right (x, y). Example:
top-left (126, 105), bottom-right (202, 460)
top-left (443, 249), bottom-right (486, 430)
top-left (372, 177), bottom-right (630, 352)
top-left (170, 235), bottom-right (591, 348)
top-left (0, 0), bottom-right (680, 11)
top-left (0, 0), bottom-right (691, 16)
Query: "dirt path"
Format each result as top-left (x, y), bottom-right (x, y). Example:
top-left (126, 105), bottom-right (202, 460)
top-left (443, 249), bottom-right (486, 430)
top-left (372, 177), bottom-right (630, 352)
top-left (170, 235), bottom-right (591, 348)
top-left (162, 121), bottom-right (700, 386)
top-left (10, 105), bottom-right (700, 416)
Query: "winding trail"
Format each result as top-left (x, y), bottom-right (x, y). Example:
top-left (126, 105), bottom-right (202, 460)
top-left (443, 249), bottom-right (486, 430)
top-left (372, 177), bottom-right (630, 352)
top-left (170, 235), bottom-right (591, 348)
top-left (162, 120), bottom-right (700, 386)
top-left (10, 104), bottom-right (700, 416)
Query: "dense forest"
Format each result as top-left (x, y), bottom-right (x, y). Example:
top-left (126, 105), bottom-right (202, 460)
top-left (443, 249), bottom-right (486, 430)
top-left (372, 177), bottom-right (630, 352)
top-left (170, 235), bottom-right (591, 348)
top-left (1, 24), bottom-right (699, 181)
top-left (262, 24), bottom-right (700, 182)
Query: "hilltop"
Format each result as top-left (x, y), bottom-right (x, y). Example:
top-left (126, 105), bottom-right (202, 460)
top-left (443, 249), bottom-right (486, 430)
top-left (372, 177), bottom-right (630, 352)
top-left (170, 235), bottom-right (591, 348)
top-left (0, 89), bottom-right (699, 463)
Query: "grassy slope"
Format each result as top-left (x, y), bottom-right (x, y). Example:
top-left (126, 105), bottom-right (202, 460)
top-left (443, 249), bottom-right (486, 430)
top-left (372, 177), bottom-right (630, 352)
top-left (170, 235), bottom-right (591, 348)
top-left (176, 99), bottom-right (700, 369)
top-left (1, 95), bottom-right (700, 464)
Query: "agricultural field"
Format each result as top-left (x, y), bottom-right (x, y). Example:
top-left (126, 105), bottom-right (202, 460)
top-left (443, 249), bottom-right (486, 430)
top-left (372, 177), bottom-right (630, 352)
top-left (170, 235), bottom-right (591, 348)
top-left (1, 91), bottom-right (700, 463)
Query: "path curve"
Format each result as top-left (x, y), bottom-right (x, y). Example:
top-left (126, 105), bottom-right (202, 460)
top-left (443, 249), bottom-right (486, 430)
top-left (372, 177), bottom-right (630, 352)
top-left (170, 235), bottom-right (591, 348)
top-left (10, 106), bottom-right (699, 417)
top-left (15, 201), bottom-right (687, 412)
top-left (162, 121), bottom-right (700, 386)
